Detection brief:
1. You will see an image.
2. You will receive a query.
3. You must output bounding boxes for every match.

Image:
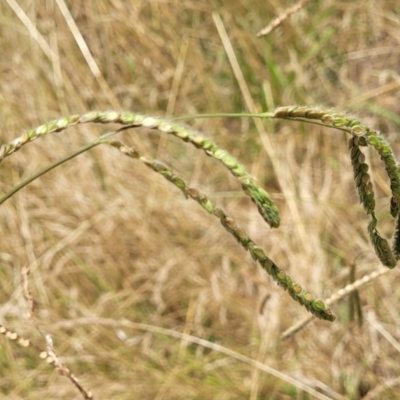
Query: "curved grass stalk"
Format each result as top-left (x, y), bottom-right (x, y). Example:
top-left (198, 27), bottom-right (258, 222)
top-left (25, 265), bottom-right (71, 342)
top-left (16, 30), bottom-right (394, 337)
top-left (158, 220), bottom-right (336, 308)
top-left (106, 139), bottom-right (335, 321)
top-left (53, 316), bottom-right (337, 400)
top-left (0, 111), bottom-right (280, 228)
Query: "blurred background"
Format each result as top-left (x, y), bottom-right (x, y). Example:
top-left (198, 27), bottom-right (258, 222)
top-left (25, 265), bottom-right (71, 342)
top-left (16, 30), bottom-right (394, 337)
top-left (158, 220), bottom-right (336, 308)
top-left (0, 0), bottom-right (400, 398)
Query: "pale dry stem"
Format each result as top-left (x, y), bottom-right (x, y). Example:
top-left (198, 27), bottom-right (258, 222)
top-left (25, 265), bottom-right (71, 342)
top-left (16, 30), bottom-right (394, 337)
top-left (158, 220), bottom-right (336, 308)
top-left (256, 0), bottom-right (312, 37)
top-left (45, 334), bottom-right (94, 400)
top-left (281, 266), bottom-right (390, 340)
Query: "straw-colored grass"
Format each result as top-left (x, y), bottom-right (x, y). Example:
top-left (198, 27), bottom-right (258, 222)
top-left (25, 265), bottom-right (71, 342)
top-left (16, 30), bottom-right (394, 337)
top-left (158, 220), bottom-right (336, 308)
top-left (1, 1), bottom-right (400, 399)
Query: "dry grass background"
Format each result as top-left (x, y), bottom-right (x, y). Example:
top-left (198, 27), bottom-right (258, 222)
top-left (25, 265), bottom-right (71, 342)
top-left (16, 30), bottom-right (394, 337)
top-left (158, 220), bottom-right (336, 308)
top-left (0, 0), bottom-right (400, 399)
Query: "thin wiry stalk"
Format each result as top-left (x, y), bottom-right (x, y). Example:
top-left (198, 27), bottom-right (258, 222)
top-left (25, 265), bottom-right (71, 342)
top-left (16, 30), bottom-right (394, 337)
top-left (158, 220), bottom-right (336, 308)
top-left (348, 264), bottom-right (363, 326)
top-left (106, 139), bottom-right (335, 321)
top-left (256, 0), bottom-right (312, 37)
top-left (52, 317), bottom-right (335, 400)
top-left (0, 111), bottom-right (280, 228)
top-left (45, 334), bottom-right (94, 400)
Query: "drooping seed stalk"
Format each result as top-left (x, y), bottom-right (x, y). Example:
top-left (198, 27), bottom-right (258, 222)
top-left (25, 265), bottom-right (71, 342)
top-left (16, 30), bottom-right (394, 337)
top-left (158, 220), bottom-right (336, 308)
top-left (271, 106), bottom-right (400, 268)
top-left (106, 139), bottom-right (335, 321)
top-left (0, 111), bottom-right (279, 228)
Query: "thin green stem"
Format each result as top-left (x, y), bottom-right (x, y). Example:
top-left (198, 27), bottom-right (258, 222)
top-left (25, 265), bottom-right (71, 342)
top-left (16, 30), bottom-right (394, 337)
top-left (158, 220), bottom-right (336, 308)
top-left (173, 112), bottom-right (274, 120)
top-left (0, 127), bottom-right (129, 206)
top-left (0, 143), bottom-right (98, 206)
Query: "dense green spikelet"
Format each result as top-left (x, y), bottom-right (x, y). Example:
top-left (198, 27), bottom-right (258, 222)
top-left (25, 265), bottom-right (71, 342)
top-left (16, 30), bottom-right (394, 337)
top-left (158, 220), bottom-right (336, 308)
top-left (366, 134), bottom-right (400, 218)
top-left (348, 137), bottom-right (396, 267)
top-left (393, 214), bottom-right (400, 260)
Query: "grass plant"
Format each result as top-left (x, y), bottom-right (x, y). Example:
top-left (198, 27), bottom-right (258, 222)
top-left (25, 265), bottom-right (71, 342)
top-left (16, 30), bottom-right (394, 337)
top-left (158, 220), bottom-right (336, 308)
top-left (1, 1), bottom-right (400, 399)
